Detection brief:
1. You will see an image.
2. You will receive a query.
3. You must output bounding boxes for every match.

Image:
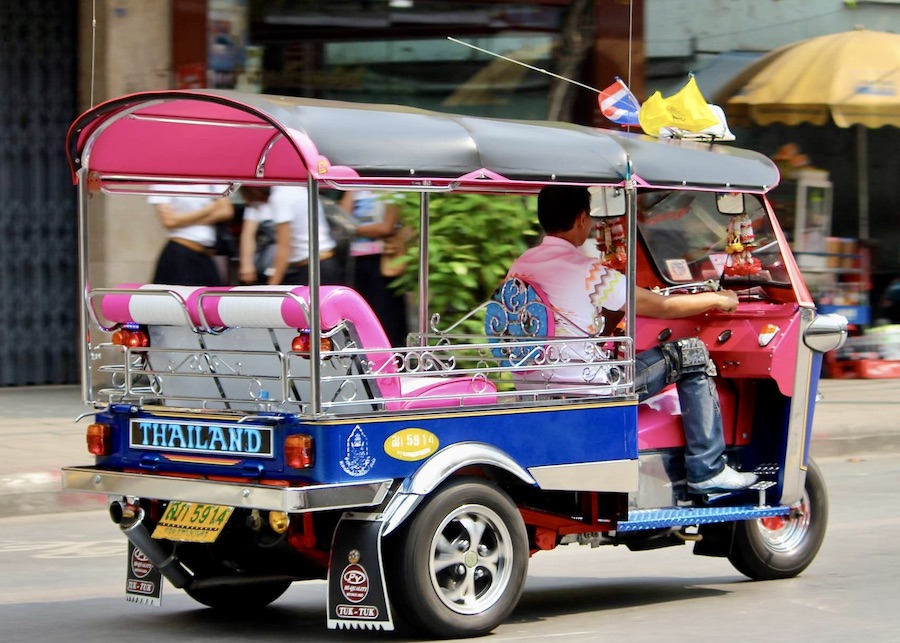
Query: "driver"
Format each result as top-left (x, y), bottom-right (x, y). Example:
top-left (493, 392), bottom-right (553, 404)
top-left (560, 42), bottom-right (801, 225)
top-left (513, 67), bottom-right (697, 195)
top-left (507, 185), bottom-right (757, 494)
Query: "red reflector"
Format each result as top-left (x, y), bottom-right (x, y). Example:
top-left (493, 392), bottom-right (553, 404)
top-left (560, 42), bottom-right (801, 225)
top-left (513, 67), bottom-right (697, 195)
top-left (87, 423), bottom-right (111, 456)
top-left (284, 434), bottom-right (314, 469)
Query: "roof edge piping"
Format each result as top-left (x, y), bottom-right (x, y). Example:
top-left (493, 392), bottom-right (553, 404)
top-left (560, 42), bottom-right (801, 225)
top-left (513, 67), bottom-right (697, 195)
top-left (68, 90), bottom-right (319, 182)
top-left (630, 173), bottom-right (775, 194)
top-left (457, 168), bottom-right (510, 182)
top-left (79, 100), bottom-right (166, 182)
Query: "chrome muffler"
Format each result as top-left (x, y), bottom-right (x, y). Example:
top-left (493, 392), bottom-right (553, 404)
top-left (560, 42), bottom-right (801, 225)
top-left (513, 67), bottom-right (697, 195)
top-left (109, 500), bottom-right (193, 589)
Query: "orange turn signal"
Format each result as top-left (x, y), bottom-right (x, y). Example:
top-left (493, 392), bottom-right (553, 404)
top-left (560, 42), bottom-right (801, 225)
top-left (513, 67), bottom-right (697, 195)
top-left (284, 434), bottom-right (315, 469)
top-left (86, 423), bottom-right (112, 456)
top-left (758, 323), bottom-right (779, 347)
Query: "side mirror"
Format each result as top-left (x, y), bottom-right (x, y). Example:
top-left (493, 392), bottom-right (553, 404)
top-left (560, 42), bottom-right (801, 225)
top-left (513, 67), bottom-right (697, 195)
top-left (803, 313), bottom-right (849, 353)
top-left (589, 186), bottom-right (626, 217)
top-left (716, 191), bottom-right (745, 215)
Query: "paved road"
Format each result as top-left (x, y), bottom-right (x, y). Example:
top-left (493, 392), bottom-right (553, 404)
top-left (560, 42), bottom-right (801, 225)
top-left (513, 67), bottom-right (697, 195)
top-left (1, 379), bottom-right (899, 517)
top-left (1, 455), bottom-right (898, 642)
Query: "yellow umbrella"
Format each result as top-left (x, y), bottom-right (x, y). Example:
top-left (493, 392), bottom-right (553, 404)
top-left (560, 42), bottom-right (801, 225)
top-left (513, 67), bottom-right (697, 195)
top-left (721, 29), bottom-right (900, 128)
top-left (714, 28), bottom-right (900, 239)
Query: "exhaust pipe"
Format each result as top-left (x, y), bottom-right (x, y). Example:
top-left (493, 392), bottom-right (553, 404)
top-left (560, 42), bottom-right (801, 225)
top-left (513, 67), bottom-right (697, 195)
top-left (110, 500), bottom-right (193, 589)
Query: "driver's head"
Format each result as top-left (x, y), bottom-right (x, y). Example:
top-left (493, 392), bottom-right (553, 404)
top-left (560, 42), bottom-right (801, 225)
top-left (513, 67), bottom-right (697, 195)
top-left (537, 185), bottom-right (591, 233)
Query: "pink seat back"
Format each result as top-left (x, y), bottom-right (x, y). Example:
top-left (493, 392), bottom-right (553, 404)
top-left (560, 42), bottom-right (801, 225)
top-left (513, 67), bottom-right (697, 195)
top-left (98, 283), bottom-right (206, 327)
top-left (195, 285), bottom-right (402, 398)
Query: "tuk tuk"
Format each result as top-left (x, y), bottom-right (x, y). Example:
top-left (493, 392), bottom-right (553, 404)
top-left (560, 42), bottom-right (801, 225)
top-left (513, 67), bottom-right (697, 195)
top-left (62, 90), bottom-right (848, 638)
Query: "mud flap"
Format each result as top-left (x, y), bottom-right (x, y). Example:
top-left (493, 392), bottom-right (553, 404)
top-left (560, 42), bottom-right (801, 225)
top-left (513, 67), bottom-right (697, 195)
top-left (693, 519), bottom-right (739, 558)
top-left (125, 541), bottom-right (163, 606)
top-left (326, 512), bottom-right (394, 631)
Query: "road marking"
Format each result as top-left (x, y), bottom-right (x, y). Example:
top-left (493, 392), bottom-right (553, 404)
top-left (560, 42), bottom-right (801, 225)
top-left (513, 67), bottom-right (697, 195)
top-left (0, 539), bottom-right (123, 558)
top-left (0, 585), bottom-right (123, 605)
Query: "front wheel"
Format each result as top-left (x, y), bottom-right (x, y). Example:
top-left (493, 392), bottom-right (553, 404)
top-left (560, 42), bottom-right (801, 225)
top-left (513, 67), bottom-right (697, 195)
top-left (728, 458), bottom-right (828, 580)
top-left (389, 478), bottom-right (528, 639)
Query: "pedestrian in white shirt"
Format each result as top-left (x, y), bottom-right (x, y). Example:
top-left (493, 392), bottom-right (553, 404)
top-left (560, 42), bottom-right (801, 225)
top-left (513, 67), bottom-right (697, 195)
top-left (238, 186), bottom-right (341, 285)
top-left (148, 184), bottom-right (233, 286)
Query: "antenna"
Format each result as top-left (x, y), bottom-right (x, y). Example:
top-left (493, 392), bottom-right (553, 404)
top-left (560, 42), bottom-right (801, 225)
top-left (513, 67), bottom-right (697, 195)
top-left (627, 0), bottom-right (634, 90)
top-left (447, 37), bottom-right (602, 95)
top-left (90, 0), bottom-right (97, 108)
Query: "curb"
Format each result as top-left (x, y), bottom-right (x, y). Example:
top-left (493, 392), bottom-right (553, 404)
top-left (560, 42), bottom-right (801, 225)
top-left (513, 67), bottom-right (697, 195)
top-left (3, 432), bottom-right (900, 519)
top-left (1, 380), bottom-right (898, 518)
top-left (809, 433), bottom-right (900, 458)
top-left (0, 470), bottom-right (106, 518)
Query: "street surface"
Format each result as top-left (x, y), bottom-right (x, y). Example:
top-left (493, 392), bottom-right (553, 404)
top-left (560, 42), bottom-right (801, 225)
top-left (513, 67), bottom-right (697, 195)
top-left (1, 454), bottom-right (898, 642)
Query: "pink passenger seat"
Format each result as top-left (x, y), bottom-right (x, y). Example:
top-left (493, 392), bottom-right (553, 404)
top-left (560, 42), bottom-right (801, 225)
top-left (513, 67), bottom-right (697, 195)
top-left (95, 284), bottom-right (496, 410)
top-left (98, 283), bottom-right (207, 328)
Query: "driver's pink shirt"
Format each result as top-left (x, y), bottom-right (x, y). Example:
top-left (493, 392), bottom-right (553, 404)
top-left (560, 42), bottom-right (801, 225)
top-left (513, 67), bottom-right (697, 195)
top-left (507, 236), bottom-right (627, 336)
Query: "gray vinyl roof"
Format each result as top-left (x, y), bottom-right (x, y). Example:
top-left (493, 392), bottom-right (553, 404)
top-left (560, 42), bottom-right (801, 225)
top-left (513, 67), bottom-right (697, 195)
top-left (67, 89), bottom-right (779, 192)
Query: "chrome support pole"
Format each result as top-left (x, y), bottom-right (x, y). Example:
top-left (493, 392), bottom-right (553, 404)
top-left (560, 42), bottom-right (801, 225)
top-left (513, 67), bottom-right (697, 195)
top-left (624, 159), bottom-right (637, 399)
top-left (307, 174), bottom-right (322, 414)
top-left (417, 192), bottom-right (430, 338)
top-left (77, 168), bottom-right (92, 403)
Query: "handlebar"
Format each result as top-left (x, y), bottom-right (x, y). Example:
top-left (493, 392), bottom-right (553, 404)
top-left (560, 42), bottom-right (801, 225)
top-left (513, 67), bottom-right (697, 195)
top-left (652, 280), bottom-right (720, 297)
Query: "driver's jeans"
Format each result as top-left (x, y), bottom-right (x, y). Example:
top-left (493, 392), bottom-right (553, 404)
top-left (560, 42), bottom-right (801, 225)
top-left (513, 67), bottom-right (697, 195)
top-left (634, 346), bottom-right (727, 483)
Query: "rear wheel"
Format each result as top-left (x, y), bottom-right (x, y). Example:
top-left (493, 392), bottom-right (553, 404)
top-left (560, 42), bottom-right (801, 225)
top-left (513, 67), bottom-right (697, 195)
top-left (389, 478), bottom-right (528, 638)
top-left (184, 579), bottom-right (291, 610)
top-left (175, 536), bottom-right (295, 611)
top-left (728, 458), bottom-right (828, 579)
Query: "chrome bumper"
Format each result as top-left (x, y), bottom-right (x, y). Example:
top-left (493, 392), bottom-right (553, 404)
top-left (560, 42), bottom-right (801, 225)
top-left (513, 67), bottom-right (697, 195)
top-left (62, 466), bottom-right (393, 513)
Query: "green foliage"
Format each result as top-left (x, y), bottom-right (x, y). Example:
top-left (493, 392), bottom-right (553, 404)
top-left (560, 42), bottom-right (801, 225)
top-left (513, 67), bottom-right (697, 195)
top-left (389, 193), bottom-right (541, 333)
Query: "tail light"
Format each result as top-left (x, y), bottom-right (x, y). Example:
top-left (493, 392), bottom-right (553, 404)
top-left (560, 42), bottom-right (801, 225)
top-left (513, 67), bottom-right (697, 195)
top-left (284, 434), bottom-right (314, 469)
top-left (111, 323), bottom-right (149, 348)
top-left (87, 423), bottom-right (112, 455)
top-left (291, 330), bottom-right (333, 356)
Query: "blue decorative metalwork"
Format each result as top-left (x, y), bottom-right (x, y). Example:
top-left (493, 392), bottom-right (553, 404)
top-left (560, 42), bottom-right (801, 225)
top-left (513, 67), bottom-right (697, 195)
top-left (485, 278), bottom-right (553, 367)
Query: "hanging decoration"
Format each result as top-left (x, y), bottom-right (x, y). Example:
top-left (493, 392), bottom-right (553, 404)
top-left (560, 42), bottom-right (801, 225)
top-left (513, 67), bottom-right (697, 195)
top-left (724, 214), bottom-right (762, 276)
top-left (595, 217), bottom-right (627, 271)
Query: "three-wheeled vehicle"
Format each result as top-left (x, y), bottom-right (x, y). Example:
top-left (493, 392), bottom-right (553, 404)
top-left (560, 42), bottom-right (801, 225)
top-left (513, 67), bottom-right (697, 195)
top-left (62, 90), bottom-right (848, 638)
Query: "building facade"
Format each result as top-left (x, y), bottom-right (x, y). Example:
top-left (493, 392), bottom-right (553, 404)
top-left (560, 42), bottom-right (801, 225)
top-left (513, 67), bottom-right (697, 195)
top-left (0, 0), bottom-right (897, 385)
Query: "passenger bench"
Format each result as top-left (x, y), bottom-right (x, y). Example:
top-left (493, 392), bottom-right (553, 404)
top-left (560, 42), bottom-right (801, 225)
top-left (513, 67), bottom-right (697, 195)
top-left (93, 284), bottom-right (496, 412)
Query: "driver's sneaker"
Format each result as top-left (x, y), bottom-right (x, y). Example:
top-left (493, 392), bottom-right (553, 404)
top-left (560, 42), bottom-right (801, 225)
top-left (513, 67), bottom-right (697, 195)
top-left (688, 465), bottom-right (758, 493)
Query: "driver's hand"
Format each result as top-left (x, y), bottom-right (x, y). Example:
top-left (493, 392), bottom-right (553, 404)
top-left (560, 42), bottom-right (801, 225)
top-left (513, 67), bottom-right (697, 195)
top-left (716, 290), bottom-right (739, 313)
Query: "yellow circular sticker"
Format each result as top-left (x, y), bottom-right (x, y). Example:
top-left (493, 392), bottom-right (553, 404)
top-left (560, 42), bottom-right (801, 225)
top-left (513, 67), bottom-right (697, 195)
top-left (384, 428), bottom-right (439, 461)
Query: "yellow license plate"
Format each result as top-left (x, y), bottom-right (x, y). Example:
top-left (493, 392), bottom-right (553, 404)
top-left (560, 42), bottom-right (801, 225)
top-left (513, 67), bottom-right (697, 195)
top-left (151, 501), bottom-right (234, 543)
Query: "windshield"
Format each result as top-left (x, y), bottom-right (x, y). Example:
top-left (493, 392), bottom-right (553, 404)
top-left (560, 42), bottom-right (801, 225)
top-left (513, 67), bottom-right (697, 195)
top-left (637, 190), bottom-right (790, 287)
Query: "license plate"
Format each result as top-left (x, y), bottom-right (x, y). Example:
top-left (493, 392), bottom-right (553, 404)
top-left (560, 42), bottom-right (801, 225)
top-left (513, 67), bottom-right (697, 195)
top-left (151, 501), bottom-right (234, 543)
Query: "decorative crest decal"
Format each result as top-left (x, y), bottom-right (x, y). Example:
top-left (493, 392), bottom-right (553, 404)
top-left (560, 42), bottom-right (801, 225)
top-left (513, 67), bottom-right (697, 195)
top-left (340, 426), bottom-right (375, 476)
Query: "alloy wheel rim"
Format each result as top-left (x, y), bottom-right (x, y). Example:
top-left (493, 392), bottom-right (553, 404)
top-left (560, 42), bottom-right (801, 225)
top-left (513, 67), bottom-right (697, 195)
top-left (427, 503), bottom-right (514, 615)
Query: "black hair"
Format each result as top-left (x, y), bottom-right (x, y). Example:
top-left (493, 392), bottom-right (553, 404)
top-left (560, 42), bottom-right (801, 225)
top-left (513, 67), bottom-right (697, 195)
top-left (241, 186), bottom-right (271, 205)
top-left (537, 185), bottom-right (591, 233)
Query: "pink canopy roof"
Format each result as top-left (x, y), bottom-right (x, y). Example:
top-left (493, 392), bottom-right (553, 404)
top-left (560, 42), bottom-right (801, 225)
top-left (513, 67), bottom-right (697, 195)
top-left (67, 89), bottom-right (779, 192)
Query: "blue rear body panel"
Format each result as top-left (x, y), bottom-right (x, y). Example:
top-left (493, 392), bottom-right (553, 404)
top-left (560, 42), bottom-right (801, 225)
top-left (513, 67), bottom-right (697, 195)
top-left (97, 401), bottom-right (639, 485)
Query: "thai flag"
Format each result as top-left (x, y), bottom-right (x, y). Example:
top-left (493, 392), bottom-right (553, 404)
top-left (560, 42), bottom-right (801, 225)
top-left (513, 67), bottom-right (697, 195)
top-left (598, 78), bottom-right (641, 127)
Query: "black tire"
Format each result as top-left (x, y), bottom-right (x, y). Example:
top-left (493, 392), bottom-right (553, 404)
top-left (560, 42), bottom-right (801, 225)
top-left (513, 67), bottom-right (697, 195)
top-left (728, 458), bottom-right (828, 580)
top-left (389, 477), bottom-right (528, 639)
top-left (184, 579), bottom-right (292, 611)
